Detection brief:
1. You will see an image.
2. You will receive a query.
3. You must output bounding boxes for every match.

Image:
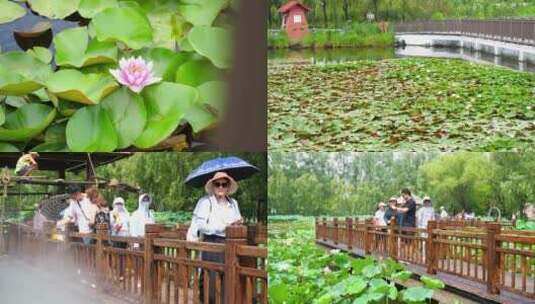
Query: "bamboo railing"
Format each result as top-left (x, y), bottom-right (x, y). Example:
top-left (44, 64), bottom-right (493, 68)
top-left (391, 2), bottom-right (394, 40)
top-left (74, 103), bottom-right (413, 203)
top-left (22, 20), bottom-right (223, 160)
top-left (5, 221), bottom-right (267, 304)
top-left (316, 217), bottom-right (535, 299)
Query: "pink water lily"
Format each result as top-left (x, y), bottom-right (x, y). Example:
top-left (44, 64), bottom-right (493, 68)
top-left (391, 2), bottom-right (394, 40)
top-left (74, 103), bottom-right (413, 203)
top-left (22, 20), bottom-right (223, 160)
top-left (109, 56), bottom-right (161, 93)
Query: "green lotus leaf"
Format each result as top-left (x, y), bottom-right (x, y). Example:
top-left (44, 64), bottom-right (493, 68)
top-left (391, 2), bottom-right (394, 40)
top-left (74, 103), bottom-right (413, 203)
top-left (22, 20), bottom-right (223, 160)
top-left (55, 27), bottom-right (117, 68)
top-left (5, 96), bottom-right (27, 108)
top-left (178, 0), bottom-right (229, 26)
top-left (90, 7), bottom-right (153, 50)
top-left (27, 0), bottom-right (80, 19)
top-left (0, 0), bottom-right (26, 24)
top-left (78, 0), bottom-right (118, 18)
top-left (66, 105), bottom-right (118, 152)
top-left (175, 59), bottom-right (223, 87)
top-left (0, 143), bottom-right (19, 152)
top-left (26, 47), bottom-right (52, 64)
top-left (32, 142), bottom-right (70, 152)
top-left (401, 287), bottom-right (434, 303)
top-left (197, 81), bottom-right (226, 114)
top-left (134, 48), bottom-right (191, 81)
top-left (46, 69), bottom-right (119, 104)
top-left (0, 103), bottom-right (56, 141)
top-left (0, 105), bottom-right (4, 126)
top-left (0, 51), bottom-right (53, 95)
top-left (100, 87), bottom-right (146, 149)
top-left (57, 99), bottom-right (84, 117)
top-left (188, 26), bottom-right (232, 69)
top-left (420, 276), bottom-right (445, 289)
top-left (147, 10), bottom-right (181, 50)
top-left (134, 81), bottom-right (198, 148)
top-left (44, 123), bottom-right (66, 143)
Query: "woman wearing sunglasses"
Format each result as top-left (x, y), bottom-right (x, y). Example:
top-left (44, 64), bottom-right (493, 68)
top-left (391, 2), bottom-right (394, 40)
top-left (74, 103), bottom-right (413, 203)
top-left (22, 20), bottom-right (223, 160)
top-left (187, 171), bottom-right (243, 303)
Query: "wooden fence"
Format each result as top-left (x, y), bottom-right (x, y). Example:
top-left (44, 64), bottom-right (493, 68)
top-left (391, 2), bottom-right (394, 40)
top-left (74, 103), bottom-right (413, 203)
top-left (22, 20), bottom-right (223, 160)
top-left (5, 221), bottom-right (267, 304)
top-left (394, 20), bottom-right (535, 46)
top-left (316, 217), bottom-right (535, 299)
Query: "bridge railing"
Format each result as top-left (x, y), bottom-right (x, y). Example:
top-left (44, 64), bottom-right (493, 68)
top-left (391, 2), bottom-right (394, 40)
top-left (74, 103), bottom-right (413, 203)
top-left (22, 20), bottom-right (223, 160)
top-left (316, 217), bottom-right (535, 299)
top-left (394, 20), bottom-right (535, 46)
top-left (5, 221), bottom-right (267, 304)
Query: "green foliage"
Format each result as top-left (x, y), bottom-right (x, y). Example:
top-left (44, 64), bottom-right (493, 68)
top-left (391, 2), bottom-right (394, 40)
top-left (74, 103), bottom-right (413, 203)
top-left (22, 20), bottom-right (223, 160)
top-left (0, 0), bottom-right (234, 151)
top-left (516, 219), bottom-right (535, 231)
top-left (268, 0), bottom-right (535, 28)
top-left (269, 58), bottom-right (535, 151)
top-left (269, 152), bottom-right (535, 218)
top-left (268, 24), bottom-right (395, 49)
top-left (269, 219), bottom-right (441, 304)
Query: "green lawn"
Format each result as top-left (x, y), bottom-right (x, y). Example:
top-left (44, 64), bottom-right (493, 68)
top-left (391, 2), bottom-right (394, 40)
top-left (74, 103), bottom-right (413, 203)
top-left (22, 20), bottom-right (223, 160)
top-left (268, 58), bottom-right (535, 151)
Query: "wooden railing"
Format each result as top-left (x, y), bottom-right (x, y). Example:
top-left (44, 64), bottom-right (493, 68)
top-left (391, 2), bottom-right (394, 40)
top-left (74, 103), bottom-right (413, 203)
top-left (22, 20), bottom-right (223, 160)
top-left (316, 217), bottom-right (535, 299)
top-left (5, 221), bottom-right (267, 304)
top-left (394, 20), bottom-right (535, 46)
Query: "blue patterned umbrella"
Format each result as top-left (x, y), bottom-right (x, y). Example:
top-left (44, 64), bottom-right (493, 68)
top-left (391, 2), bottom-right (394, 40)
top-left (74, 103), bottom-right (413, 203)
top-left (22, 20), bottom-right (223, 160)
top-left (184, 156), bottom-right (259, 187)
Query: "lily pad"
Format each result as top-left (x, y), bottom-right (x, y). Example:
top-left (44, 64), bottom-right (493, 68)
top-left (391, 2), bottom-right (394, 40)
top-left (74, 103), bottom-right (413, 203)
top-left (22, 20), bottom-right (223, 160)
top-left (100, 87), bottom-right (146, 149)
top-left (134, 48), bottom-right (191, 82)
top-left (78, 0), bottom-right (118, 18)
top-left (27, 0), bottom-right (80, 19)
top-left (66, 105), bottom-right (118, 151)
top-left (0, 0), bottom-right (26, 24)
top-left (0, 105), bottom-right (4, 126)
top-left (401, 287), bottom-right (434, 303)
top-left (197, 81), bottom-right (226, 114)
top-left (178, 0), bottom-right (229, 26)
top-left (0, 103), bottom-right (56, 141)
top-left (54, 27), bottom-right (117, 68)
top-left (26, 46), bottom-right (52, 64)
top-left (90, 6), bottom-right (153, 50)
top-left (0, 143), bottom-right (19, 152)
top-left (0, 51), bottom-right (52, 95)
top-left (188, 26), bottom-right (231, 68)
top-left (46, 69), bottom-right (119, 104)
top-left (134, 82), bottom-right (198, 148)
top-left (32, 142), bottom-right (69, 152)
top-left (175, 59), bottom-right (223, 87)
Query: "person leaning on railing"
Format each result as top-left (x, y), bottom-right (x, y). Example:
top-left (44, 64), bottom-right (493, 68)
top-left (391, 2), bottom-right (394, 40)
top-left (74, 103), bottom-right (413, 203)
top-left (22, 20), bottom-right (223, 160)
top-left (187, 171), bottom-right (243, 304)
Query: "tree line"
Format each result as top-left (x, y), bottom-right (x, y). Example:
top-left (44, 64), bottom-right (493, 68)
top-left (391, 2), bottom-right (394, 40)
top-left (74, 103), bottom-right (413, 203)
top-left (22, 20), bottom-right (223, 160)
top-left (6, 153), bottom-right (267, 223)
top-left (268, 0), bottom-right (535, 28)
top-left (268, 152), bottom-right (535, 218)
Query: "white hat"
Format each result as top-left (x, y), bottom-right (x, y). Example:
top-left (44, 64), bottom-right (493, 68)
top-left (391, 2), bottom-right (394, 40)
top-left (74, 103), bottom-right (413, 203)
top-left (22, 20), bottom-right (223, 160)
top-left (113, 197), bottom-right (125, 206)
top-left (205, 172), bottom-right (238, 195)
top-left (378, 202), bottom-right (386, 207)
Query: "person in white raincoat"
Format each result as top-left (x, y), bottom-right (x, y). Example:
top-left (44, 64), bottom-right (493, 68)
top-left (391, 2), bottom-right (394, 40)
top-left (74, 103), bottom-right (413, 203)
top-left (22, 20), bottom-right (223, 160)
top-left (129, 193), bottom-right (155, 238)
top-left (186, 171), bottom-right (243, 304)
top-left (110, 197), bottom-right (130, 237)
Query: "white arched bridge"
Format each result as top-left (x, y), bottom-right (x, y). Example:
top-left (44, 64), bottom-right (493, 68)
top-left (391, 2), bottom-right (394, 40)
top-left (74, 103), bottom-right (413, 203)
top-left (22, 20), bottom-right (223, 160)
top-left (394, 20), bottom-right (535, 64)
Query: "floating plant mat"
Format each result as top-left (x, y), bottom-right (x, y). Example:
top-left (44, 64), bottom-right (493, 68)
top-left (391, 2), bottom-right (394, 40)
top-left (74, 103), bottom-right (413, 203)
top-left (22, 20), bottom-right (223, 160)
top-left (0, 0), bottom-right (233, 151)
top-left (268, 58), bottom-right (535, 151)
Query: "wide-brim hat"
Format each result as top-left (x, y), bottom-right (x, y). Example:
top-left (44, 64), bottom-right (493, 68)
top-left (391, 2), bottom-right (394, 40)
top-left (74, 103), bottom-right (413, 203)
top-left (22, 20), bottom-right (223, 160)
top-left (423, 196), bottom-right (432, 203)
top-left (378, 202), bottom-right (386, 207)
top-left (388, 196), bottom-right (398, 203)
top-left (205, 171), bottom-right (238, 195)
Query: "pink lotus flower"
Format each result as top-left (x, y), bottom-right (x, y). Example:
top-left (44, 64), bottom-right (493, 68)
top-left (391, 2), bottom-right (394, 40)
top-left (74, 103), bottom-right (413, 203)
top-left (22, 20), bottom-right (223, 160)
top-left (109, 56), bottom-right (161, 93)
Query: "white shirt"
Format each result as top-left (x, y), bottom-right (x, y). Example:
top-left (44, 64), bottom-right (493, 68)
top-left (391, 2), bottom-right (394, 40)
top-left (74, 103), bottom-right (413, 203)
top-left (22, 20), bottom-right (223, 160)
top-left (374, 209), bottom-right (386, 226)
top-left (417, 207), bottom-right (435, 229)
top-left (64, 197), bottom-right (97, 234)
top-left (188, 195), bottom-right (242, 240)
top-left (440, 210), bottom-right (449, 219)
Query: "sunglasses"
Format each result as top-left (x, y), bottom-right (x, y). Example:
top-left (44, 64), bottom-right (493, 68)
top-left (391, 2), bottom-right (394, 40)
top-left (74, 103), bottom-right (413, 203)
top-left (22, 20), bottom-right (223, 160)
top-left (214, 181), bottom-right (229, 188)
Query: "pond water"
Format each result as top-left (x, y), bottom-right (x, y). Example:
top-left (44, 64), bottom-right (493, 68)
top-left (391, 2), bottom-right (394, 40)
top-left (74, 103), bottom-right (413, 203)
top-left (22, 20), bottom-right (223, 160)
top-left (269, 46), bottom-right (535, 73)
top-left (0, 3), bottom-right (80, 52)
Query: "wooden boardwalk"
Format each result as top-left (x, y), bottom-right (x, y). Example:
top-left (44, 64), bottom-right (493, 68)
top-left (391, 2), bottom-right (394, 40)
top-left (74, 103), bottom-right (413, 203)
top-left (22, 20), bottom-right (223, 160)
top-left (317, 239), bottom-right (534, 304)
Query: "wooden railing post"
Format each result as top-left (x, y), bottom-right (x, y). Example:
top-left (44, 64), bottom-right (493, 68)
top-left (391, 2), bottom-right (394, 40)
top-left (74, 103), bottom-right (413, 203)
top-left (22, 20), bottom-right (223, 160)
top-left (364, 218), bottom-right (373, 254)
top-left (144, 224), bottom-right (165, 304)
top-left (322, 217), bottom-right (327, 242)
top-left (346, 217), bottom-right (353, 250)
top-left (486, 222), bottom-right (501, 295)
top-left (333, 218), bottom-right (339, 245)
top-left (315, 218), bottom-right (319, 240)
top-left (225, 225), bottom-right (248, 304)
top-left (426, 221), bottom-right (437, 274)
top-left (387, 218), bottom-right (397, 261)
top-left (95, 223), bottom-right (108, 292)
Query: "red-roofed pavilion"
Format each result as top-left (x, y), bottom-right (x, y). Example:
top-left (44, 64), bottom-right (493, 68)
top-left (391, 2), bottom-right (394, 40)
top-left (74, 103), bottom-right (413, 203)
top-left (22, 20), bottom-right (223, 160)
top-left (278, 1), bottom-right (311, 41)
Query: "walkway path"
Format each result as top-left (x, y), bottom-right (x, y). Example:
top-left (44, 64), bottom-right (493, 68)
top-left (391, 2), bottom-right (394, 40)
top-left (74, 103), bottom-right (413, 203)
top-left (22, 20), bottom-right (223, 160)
top-left (317, 239), bottom-right (534, 304)
top-left (0, 255), bottom-right (127, 304)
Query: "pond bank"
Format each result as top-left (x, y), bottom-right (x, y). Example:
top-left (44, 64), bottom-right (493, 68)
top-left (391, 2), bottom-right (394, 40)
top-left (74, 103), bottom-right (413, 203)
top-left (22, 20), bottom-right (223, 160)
top-left (268, 58), bottom-right (535, 151)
